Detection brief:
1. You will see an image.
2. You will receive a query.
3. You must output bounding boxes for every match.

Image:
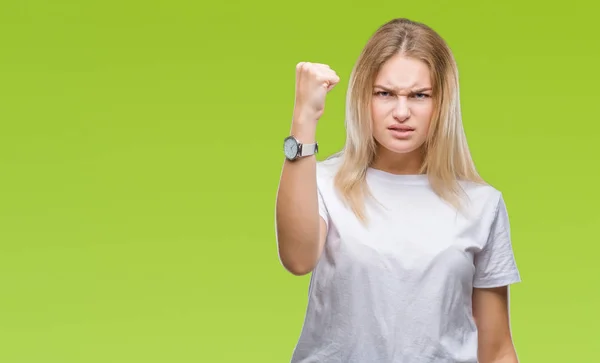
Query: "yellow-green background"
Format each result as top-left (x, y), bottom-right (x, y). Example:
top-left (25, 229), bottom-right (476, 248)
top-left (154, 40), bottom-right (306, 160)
top-left (1, 0), bottom-right (598, 362)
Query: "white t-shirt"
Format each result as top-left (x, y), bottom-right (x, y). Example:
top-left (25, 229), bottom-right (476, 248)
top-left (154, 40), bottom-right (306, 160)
top-left (290, 155), bottom-right (521, 363)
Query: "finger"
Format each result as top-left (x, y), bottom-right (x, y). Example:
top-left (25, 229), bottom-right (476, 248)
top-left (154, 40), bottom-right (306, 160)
top-left (326, 81), bottom-right (336, 92)
top-left (326, 74), bottom-right (340, 90)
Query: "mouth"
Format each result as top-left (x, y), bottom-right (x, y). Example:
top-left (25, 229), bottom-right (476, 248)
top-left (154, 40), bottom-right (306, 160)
top-left (388, 125), bottom-right (415, 138)
top-left (388, 125), bottom-right (415, 131)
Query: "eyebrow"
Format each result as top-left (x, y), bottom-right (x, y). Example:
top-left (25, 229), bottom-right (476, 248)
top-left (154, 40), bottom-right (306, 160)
top-left (373, 85), bottom-right (432, 93)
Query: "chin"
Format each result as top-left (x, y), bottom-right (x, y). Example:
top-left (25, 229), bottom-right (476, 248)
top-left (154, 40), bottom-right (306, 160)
top-left (378, 138), bottom-right (422, 155)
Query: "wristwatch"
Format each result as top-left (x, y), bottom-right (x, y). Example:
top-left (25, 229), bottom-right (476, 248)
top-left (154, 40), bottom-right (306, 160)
top-left (283, 136), bottom-right (318, 161)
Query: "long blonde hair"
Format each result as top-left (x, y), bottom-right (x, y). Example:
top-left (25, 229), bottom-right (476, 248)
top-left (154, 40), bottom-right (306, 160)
top-left (331, 18), bottom-right (486, 223)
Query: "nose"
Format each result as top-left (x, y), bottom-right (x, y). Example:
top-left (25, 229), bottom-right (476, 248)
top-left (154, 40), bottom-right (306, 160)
top-left (392, 97), bottom-right (410, 122)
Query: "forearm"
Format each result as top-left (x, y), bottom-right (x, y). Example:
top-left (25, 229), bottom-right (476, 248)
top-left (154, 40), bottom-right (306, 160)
top-left (275, 121), bottom-right (321, 275)
top-left (480, 347), bottom-right (519, 363)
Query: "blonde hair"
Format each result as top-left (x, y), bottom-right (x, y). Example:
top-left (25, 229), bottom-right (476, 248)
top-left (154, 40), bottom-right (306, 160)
top-left (331, 18), bottom-right (486, 223)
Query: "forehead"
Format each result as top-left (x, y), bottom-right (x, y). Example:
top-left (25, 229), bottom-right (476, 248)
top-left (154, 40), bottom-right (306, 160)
top-left (374, 54), bottom-right (431, 89)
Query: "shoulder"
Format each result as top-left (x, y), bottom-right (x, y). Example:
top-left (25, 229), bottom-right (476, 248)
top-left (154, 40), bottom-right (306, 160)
top-left (316, 153), bottom-right (344, 181)
top-left (459, 180), bottom-right (507, 219)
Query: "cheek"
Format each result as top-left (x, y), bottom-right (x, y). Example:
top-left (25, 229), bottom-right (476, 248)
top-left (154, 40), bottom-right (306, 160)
top-left (415, 103), bottom-right (434, 127)
top-left (413, 101), bottom-right (433, 115)
top-left (370, 101), bottom-right (389, 123)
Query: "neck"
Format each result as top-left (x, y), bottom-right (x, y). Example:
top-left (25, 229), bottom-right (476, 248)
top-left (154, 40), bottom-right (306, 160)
top-left (371, 145), bottom-right (425, 175)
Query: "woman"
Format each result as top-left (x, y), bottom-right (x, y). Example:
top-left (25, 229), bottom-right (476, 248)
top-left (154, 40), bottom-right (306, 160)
top-left (275, 18), bottom-right (521, 363)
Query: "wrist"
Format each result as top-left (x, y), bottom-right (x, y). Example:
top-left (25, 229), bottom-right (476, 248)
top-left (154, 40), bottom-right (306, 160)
top-left (292, 107), bottom-right (320, 125)
top-left (290, 119), bottom-right (317, 144)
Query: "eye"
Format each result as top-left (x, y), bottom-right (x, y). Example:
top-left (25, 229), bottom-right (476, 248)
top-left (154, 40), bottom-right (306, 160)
top-left (375, 91), bottom-right (391, 97)
top-left (412, 93), bottom-right (430, 99)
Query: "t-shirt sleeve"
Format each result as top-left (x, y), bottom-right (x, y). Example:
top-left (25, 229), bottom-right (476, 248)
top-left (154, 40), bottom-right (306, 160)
top-left (473, 193), bottom-right (521, 288)
top-left (317, 186), bottom-right (329, 228)
top-left (316, 162), bottom-right (330, 228)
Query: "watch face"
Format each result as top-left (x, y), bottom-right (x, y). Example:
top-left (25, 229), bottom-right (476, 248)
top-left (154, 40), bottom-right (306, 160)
top-left (283, 137), bottom-right (298, 159)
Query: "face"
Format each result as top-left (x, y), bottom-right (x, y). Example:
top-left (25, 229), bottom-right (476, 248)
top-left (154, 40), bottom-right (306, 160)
top-left (370, 53), bottom-right (434, 167)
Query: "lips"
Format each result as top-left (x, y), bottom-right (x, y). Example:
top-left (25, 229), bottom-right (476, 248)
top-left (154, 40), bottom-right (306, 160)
top-left (388, 125), bottom-right (415, 131)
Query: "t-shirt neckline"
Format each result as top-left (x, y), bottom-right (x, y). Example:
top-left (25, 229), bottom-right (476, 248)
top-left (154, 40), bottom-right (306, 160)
top-left (366, 167), bottom-right (430, 185)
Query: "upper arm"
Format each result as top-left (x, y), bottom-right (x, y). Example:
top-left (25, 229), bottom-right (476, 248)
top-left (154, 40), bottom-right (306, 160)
top-left (473, 193), bottom-right (521, 288)
top-left (472, 286), bottom-right (518, 362)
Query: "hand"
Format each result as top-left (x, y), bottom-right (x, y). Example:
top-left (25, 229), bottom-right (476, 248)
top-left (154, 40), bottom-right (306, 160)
top-left (293, 62), bottom-right (340, 125)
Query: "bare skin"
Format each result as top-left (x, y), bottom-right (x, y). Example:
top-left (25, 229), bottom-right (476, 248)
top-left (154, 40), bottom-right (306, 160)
top-left (275, 62), bottom-right (340, 276)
